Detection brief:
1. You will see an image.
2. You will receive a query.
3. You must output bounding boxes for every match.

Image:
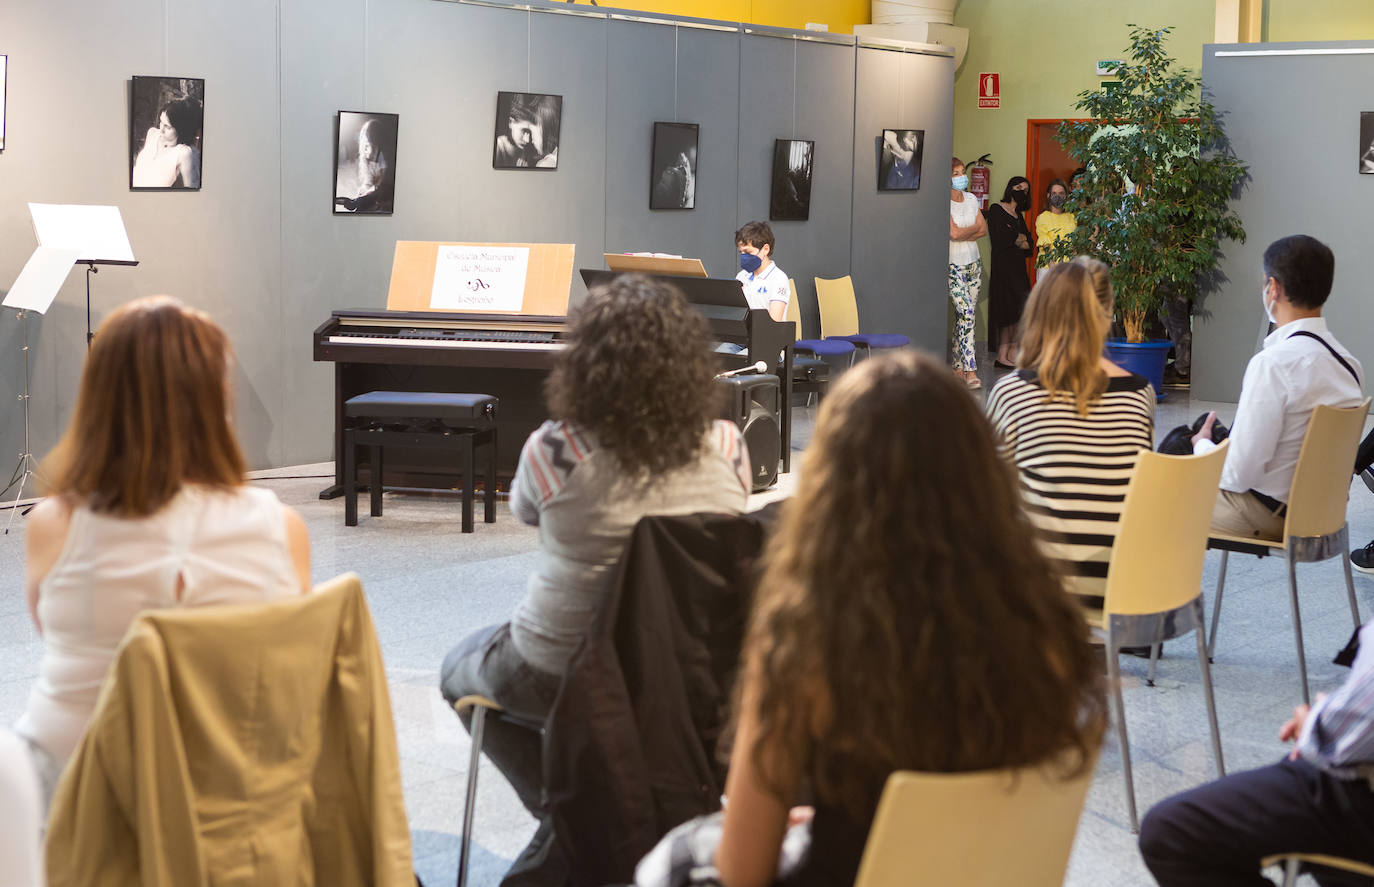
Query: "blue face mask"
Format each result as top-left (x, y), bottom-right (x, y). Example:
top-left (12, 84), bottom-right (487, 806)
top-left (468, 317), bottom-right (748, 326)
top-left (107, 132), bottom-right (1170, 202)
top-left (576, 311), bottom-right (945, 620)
top-left (952, 174), bottom-right (969, 191)
top-left (739, 252), bottom-right (763, 274)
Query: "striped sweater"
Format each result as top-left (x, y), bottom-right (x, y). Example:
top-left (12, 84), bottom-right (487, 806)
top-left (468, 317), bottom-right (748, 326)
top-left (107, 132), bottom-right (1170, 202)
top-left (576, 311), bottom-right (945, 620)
top-left (987, 370), bottom-right (1155, 608)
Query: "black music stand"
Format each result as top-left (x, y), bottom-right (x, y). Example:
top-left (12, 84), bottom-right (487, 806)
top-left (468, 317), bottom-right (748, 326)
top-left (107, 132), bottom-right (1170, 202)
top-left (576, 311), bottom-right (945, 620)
top-left (27, 203), bottom-right (139, 347)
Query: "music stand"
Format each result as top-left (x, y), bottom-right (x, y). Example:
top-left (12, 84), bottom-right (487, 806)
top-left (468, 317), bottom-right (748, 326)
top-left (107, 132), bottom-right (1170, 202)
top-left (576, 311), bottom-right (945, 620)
top-left (2, 245), bottom-right (80, 534)
top-left (28, 203), bottom-right (138, 346)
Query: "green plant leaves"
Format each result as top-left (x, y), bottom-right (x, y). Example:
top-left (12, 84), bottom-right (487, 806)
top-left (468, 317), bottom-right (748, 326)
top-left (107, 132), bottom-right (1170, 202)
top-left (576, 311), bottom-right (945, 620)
top-left (1040, 25), bottom-right (1247, 342)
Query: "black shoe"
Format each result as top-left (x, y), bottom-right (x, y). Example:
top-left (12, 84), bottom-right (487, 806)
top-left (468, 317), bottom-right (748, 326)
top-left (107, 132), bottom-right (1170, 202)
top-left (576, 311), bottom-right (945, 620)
top-left (1354, 539), bottom-right (1374, 575)
top-left (1362, 467), bottom-right (1374, 495)
top-left (1119, 645), bottom-right (1155, 658)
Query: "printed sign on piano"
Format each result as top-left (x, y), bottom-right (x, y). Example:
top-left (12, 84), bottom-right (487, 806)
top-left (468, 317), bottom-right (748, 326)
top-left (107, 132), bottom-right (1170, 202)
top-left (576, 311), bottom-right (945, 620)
top-left (431, 244), bottom-right (530, 312)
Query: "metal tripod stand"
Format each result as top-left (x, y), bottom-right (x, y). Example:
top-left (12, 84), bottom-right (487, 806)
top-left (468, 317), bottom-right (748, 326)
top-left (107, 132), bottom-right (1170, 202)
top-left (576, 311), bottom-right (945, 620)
top-left (3, 309), bottom-right (37, 535)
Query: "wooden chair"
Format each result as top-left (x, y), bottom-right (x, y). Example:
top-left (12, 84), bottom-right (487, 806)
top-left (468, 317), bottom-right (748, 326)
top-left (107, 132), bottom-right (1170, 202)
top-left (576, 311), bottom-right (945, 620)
top-left (1207, 400), bottom-right (1371, 704)
top-left (852, 759), bottom-right (1096, 887)
top-left (1261, 853), bottom-right (1374, 886)
top-left (1091, 443), bottom-right (1230, 832)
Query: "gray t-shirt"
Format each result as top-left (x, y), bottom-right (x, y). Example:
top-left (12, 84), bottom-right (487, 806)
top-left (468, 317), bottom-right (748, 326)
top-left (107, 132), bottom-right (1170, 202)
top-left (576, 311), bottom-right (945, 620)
top-left (508, 419), bottom-right (752, 675)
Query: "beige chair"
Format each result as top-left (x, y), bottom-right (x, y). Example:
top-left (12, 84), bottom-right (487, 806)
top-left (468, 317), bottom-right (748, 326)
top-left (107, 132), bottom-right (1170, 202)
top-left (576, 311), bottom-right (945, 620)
top-left (785, 277), bottom-right (803, 342)
top-left (451, 695), bottom-right (543, 887)
top-left (813, 274), bottom-right (910, 351)
top-left (1261, 853), bottom-right (1374, 886)
top-left (852, 759), bottom-right (1096, 887)
top-left (1207, 400), bottom-right (1371, 704)
top-left (1091, 443), bottom-right (1229, 833)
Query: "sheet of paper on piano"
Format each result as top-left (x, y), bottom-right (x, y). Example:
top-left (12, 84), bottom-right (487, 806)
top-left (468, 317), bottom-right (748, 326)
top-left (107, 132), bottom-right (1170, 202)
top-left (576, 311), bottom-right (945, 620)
top-left (602, 253), bottom-right (708, 278)
top-left (430, 244), bottom-right (529, 312)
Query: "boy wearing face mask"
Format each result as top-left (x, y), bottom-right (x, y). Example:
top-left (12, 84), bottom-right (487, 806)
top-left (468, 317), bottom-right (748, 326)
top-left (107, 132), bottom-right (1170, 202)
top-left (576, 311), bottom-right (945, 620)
top-left (734, 221), bottom-right (789, 323)
top-left (1190, 235), bottom-right (1364, 540)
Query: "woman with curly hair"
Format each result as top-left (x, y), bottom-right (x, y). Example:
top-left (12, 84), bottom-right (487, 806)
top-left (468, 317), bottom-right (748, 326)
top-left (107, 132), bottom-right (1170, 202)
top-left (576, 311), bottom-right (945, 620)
top-left (681, 351), bottom-right (1104, 887)
top-left (440, 274), bottom-right (752, 884)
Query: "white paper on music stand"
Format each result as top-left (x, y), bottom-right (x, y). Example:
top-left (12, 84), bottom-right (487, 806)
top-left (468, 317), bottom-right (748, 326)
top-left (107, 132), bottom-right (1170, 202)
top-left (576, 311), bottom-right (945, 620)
top-left (28, 203), bottom-right (136, 264)
top-left (2, 247), bottom-right (81, 314)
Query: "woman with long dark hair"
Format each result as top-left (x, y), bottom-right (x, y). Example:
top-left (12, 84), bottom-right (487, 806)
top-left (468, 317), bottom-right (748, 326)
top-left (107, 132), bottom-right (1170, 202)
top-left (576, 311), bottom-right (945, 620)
top-left (985, 175), bottom-right (1033, 368)
top-left (640, 351), bottom-right (1105, 887)
top-left (441, 274), bottom-right (752, 884)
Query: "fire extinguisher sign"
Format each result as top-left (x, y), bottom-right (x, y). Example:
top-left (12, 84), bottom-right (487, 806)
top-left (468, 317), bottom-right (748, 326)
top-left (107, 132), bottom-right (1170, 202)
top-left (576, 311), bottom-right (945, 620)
top-left (978, 72), bottom-right (1000, 109)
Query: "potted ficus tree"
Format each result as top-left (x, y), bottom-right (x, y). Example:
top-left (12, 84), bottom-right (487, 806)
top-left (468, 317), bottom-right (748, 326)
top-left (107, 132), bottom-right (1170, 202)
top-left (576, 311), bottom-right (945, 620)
top-left (1041, 24), bottom-right (1247, 396)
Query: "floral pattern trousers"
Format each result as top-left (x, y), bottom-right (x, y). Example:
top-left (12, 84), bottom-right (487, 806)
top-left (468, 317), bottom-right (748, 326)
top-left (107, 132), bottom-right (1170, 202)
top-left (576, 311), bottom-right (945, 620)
top-left (948, 258), bottom-right (982, 371)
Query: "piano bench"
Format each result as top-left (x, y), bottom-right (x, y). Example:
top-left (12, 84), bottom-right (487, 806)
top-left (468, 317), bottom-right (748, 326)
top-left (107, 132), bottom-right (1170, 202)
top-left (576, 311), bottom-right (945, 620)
top-left (342, 391), bottom-right (499, 533)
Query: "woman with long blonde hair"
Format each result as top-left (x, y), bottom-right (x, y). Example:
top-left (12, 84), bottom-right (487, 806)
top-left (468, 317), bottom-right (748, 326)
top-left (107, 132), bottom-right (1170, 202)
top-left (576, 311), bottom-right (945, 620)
top-left (986, 257), bottom-right (1154, 609)
top-left (17, 296), bottom-right (311, 804)
top-left (638, 351), bottom-right (1106, 887)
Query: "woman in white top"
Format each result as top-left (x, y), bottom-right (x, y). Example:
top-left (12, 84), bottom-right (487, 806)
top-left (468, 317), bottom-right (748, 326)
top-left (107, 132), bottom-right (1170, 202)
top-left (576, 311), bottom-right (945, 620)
top-left (18, 296), bottom-right (311, 803)
top-left (949, 157), bottom-right (988, 389)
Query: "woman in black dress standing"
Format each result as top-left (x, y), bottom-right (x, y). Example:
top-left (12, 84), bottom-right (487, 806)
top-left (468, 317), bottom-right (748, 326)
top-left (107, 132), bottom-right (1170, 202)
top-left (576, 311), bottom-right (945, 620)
top-left (985, 176), bottom-right (1033, 368)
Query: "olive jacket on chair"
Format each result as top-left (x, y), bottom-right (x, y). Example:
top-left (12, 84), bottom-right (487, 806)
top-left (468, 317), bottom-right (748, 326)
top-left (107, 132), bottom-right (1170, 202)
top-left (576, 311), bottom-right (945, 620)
top-left (44, 574), bottom-right (413, 887)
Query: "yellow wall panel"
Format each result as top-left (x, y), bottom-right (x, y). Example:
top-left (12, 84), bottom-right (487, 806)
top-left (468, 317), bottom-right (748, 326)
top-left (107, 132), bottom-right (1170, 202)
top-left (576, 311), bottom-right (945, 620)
top-left (560, 0), bottom-right (870, 33)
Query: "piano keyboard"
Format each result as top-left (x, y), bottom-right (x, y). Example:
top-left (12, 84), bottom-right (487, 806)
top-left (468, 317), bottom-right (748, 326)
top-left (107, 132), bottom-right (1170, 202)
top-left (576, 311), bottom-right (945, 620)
top-left (327, 333), bottom-right (564, 351)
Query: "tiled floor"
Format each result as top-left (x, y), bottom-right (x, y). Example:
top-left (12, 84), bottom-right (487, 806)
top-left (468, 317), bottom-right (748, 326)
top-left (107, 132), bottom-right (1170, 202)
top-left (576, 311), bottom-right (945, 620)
top-left (2, 364), bottom-right (1371, 886)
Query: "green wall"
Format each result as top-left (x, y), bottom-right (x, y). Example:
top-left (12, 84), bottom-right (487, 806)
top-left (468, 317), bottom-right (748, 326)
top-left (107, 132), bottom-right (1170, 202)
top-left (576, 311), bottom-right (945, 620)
top-left (1267, 0), bottom-right (1374, 40)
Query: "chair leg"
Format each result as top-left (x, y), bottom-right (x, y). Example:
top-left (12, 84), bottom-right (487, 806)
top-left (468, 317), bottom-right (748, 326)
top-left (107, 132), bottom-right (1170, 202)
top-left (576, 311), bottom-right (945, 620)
top-left (370, 445), bottom-right (384, 517)
top-left (1287, 555), bottom-right (1311, 706)
top-left (460, 433), bottom-right (475, 534)
top-left (484, 430), bottom-right (497, 524)
top-left (344, 431), bottom-right (358, 527)
top-left (1207, 550), bottom-right (1229, 660)
top-left (1343, 537), bottom-right (1362, 629)
top-left (457, 706), bottom-right (486, 887)
top-left (1146, 618), bottom-right (1164, 687)
top-left (1105, 635), bottom-right (1139, 833)
top-left (1194, 599), bottom-right (1226, 777)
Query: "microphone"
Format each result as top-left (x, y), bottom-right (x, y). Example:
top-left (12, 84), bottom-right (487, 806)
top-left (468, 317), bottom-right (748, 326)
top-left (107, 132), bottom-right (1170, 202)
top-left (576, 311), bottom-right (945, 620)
top-left (715, 361), bottom-right (769, 380)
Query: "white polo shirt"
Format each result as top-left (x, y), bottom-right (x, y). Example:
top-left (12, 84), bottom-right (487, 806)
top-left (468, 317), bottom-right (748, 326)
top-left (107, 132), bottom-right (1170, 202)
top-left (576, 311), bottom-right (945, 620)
top-left (1196, 317), bottom-right (1364, 500)
top-left (735, 262), bottom-right (790, 313)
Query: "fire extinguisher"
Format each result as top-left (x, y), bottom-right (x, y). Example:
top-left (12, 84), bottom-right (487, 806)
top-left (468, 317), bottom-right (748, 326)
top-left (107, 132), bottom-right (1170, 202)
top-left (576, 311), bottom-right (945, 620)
top-left (968, 153), bottom-right (993, 211)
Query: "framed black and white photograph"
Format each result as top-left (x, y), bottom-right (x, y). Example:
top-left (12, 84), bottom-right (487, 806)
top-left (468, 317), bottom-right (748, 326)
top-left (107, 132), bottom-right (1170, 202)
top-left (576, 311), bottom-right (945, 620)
top-left (1361, 112), bottom-right (1374, 174)
top-left (878, 128), bottom-right (923, 191)
top-left (770, 139), bottom-right (814, 221)
top-left (0, 55), bottom-right (7, 152)
top-left (129, 76), bottom-right (204, 190)
top-left (334, 111), bottom-right (398, 214)
top-left (493, 91), bottom-right (561, 169)
top-left (650, 121), bottom-right (699, 210)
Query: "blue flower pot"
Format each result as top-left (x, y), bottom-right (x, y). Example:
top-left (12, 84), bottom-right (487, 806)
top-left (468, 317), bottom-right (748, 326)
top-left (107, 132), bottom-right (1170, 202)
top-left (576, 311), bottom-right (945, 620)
top-left (1104, 338), bottom-right (1173, 400)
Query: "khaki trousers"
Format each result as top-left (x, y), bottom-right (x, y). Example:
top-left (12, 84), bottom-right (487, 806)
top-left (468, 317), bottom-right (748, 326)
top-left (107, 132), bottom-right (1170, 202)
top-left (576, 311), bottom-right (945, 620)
top-left (1210, 489), bottom-right (1284, 541)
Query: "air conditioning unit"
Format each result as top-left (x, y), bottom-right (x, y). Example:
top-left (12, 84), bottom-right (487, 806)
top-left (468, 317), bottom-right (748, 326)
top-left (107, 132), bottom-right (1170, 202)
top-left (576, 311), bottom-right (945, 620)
top-left (854, 0), bottom-right (968, 69)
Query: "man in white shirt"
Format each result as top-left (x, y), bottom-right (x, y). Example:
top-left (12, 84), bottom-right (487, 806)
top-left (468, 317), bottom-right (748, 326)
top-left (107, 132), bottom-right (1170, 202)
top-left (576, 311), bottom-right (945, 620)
top-left (1193, 235), bottom-right (1364, 540)
top-left (734, 221), bottom-right (789, 322)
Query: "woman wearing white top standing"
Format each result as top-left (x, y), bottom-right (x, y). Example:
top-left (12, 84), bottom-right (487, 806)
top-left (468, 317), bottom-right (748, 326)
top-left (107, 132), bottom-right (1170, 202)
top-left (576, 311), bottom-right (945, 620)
top-left (949, 157), bottom-right (988, 389)
top-left (17, 296), bottom-right (311, 804)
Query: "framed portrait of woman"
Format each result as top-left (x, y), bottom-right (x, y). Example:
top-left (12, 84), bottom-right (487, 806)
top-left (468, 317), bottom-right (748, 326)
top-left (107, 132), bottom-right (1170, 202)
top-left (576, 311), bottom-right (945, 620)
top-left (493, 92), bottom-right (562, 170)
top-left (334, 111), bottom-right (399, 214)
top-left (129, 76), bottom-right (205, 190)
top-left (650, 122), bottom-right (699, 210)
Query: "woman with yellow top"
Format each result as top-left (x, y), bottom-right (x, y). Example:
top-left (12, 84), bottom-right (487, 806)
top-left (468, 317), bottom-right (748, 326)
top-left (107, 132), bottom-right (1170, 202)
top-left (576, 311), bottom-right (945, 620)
top-left (1035, 178), bottom-right (1076, 273)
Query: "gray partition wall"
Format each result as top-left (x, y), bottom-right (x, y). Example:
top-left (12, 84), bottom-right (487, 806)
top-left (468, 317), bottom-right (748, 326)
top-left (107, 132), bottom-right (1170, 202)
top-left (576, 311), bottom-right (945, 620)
top-left (1197, 42), bottom-right (1374, 402)
top-left (0, 0), bottom-right (955, 473)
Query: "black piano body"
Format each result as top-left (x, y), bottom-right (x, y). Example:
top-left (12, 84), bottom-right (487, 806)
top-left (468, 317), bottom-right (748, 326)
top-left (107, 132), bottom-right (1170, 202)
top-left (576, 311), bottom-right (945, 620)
top-left (312, 277), bottom-right (792, 498)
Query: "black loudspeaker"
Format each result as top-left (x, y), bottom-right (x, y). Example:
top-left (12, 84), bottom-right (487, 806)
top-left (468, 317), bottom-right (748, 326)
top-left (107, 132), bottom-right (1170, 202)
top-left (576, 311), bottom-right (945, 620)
top-left (716, 373), bottom-right (781, 492)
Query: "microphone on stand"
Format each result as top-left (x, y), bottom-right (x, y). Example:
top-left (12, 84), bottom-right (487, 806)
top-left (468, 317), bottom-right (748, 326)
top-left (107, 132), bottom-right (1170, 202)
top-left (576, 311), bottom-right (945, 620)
top-left (714, 361), bottom-right (769, 380)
